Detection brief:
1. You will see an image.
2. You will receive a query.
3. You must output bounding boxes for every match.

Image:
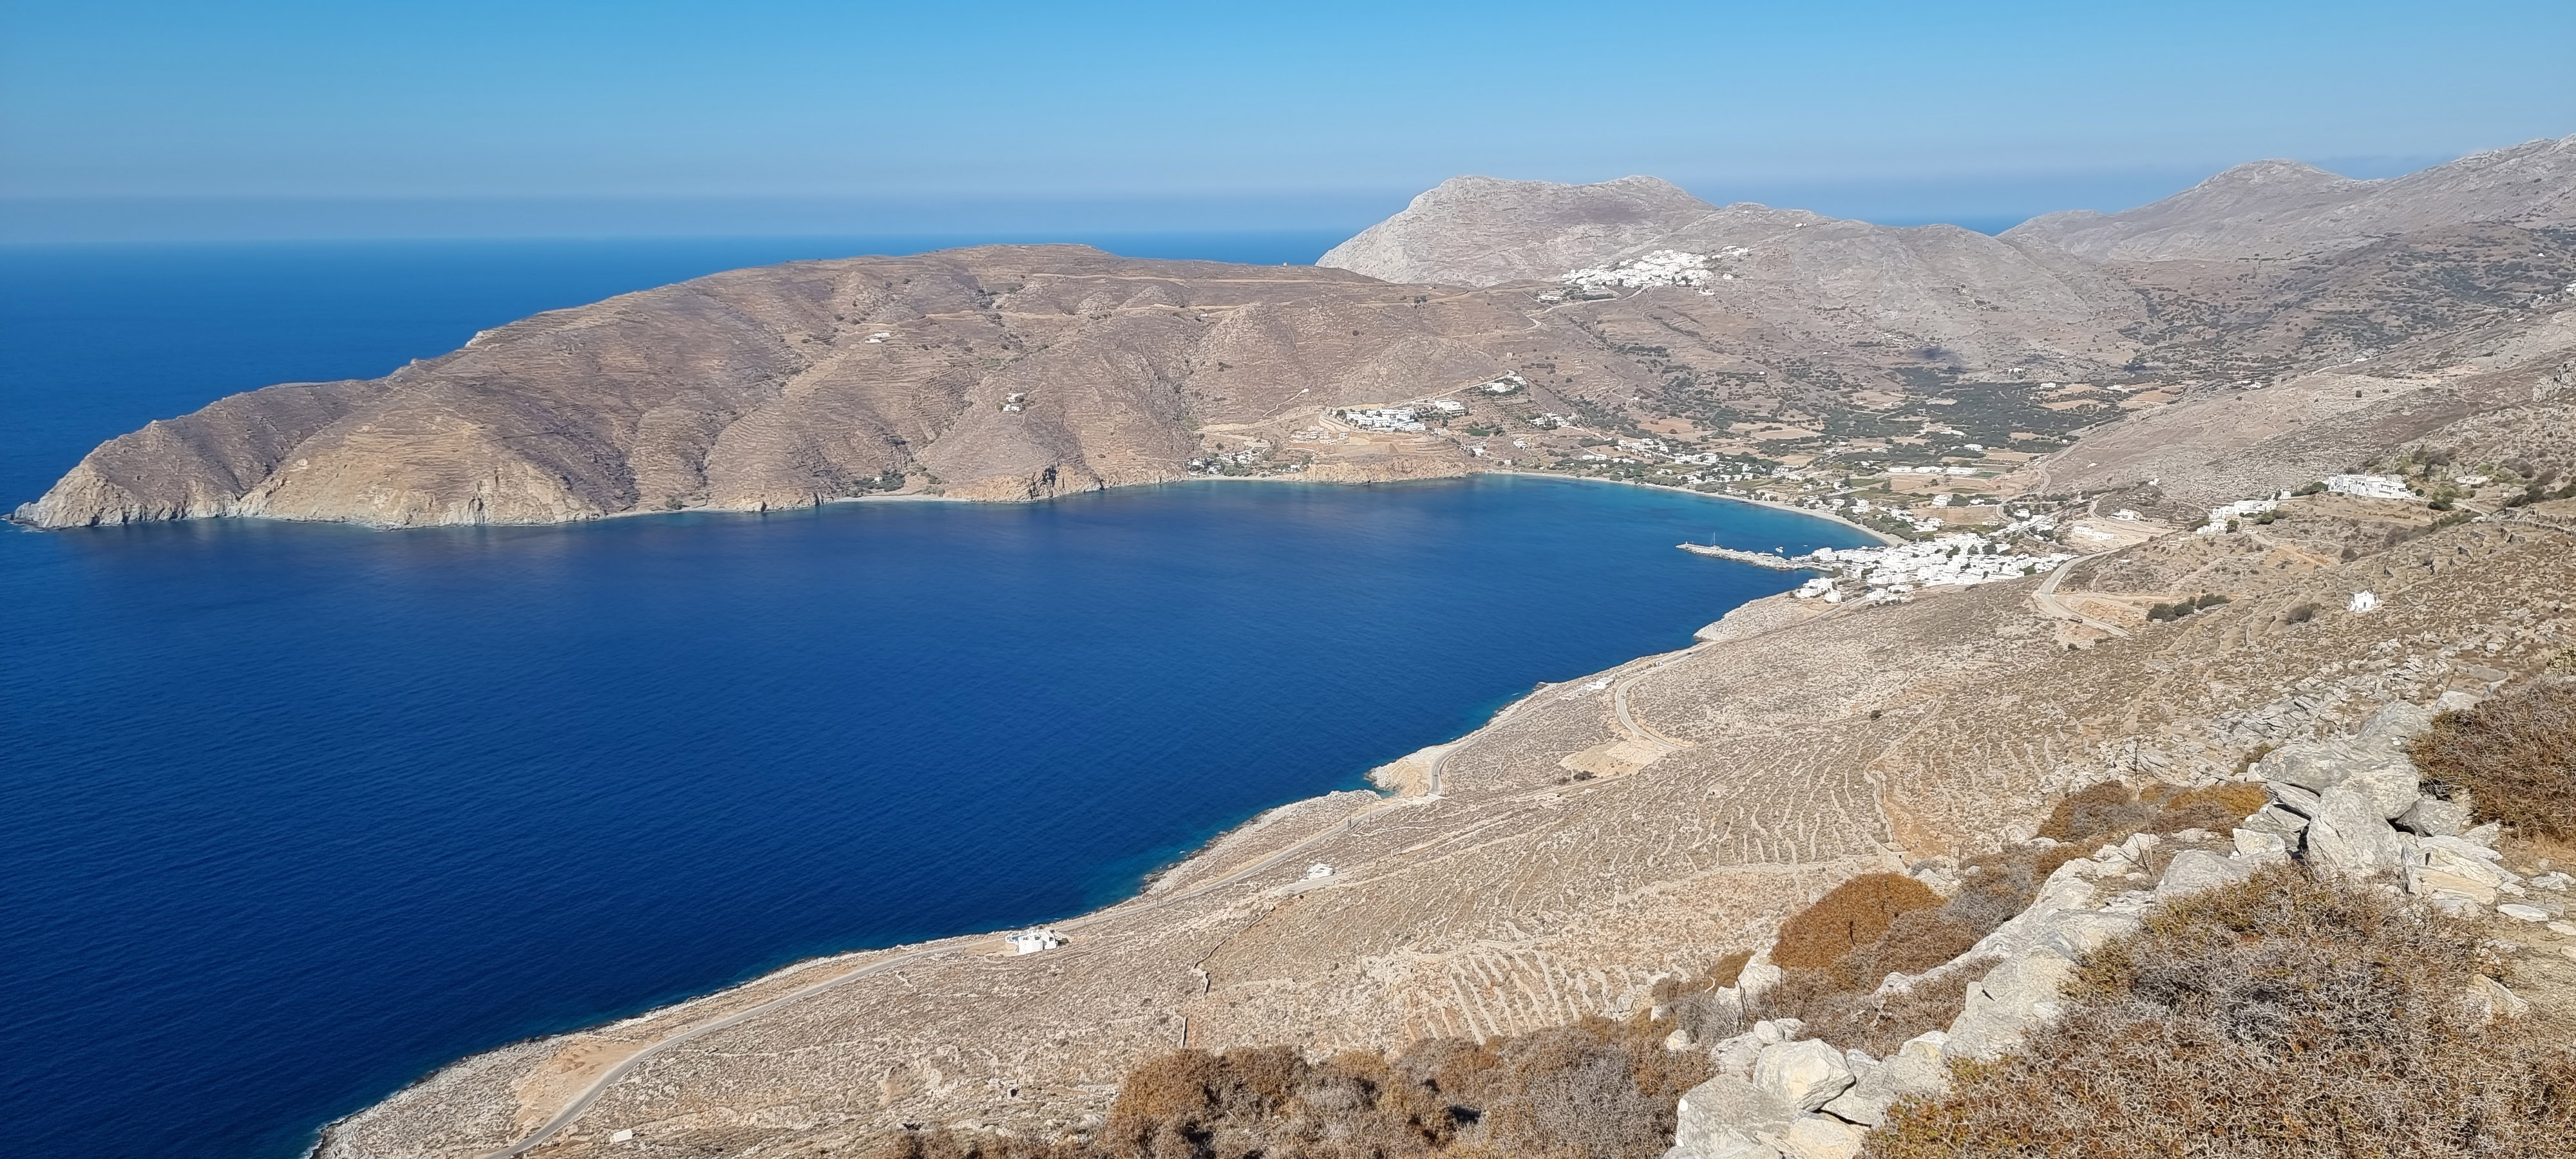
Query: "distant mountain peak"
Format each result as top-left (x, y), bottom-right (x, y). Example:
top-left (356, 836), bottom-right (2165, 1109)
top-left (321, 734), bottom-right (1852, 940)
top-left (2005, 135), bottom-right (2576, 261)
top-left (1318, 174), bottom-right (1718, 287)
top-left (2195, 157), bottom-right (2361, 189)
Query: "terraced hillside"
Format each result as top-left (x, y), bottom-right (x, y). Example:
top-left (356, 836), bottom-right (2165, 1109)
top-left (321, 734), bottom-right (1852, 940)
top-left (318, 496), bottom-right (2576, 1158)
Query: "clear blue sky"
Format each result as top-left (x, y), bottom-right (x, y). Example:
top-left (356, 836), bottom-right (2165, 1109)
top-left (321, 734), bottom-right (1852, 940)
top-left (3, 0), bottom-right (2570, 238)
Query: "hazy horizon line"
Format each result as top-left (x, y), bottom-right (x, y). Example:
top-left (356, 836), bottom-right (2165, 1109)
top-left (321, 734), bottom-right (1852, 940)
top-left (0, 153), bottom-right (2465, 245)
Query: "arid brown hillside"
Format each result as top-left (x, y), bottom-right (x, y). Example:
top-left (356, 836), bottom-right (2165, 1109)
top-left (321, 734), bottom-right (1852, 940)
top-left (313, 487), bottom-right (2576, 1158)
top-left (15, 238), bottom-right (2139, 529)
top-left (23, 138), bottom-right (2576, 534)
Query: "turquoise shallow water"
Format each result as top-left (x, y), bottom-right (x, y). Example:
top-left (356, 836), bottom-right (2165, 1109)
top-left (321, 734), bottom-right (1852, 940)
top-left (0, 239), bottom-right (1870, 1158)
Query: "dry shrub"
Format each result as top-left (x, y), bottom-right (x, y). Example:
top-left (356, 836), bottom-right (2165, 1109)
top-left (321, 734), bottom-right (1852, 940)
top-left (1463, 1017), bottom-right (1711, 1159)
top-left (1099, 1045), bottom-right (1454, 1159)
top-left (1935, 842), bottom-right (2086, 940)
top-left (2036, 781), bottom-right (2155, 844)
top-left (864, 1127), bottom-right (1092, 1159)
top-left (1864, 866), bottom-right (2576, 1158)
top-left (2038, 780), bottom-right (2268, 848)
top-left (2410, 679), bottom-right (2576, 839)
top-left (1079, 1015), bottom-right (1708, 1159)
top-left (1651, 953), bottom-right (1752, 1044)
top-left (2148, 782), bottom-right (2268, 834)
top-left (1772, 873), bottom-right (1944, 968)
top-left (1742, 866), bottom-right (2029, 1056)
top-left (1752, 967), bottom-right (1976, 1059)
top-left (1831, 908), bottom-right (1982, 987)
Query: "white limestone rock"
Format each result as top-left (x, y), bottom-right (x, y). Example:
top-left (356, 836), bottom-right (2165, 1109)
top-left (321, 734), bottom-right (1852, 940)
top-left (2358, 701), bottom-right (2438, 746)
top-left (2255, 705), bottom-right (2430, 820)
top-left (2431, 690), bottom-right (2485, 713)
top-left (2426, 893), bottom-right (2488, 918)
top-left (2407, 838), bottom-right (2519, 908)
top-left (2396, 795), bottom-right (2473, 836)
top-left (2420, 833), bottom-right (2508, 863)
top-left (1753, 1018), bottom-right (1802, 1044)
top-left (2338, 757), bottom-right (2425, 820)
top-left (2407, 864), bottom-right (2501, 906)
top-left (2305, 787), bottom-right (2407, 879)
top-left (2232, 828), bottom-right (2290, 863)
top-left (1820, 1035), bottom-right (1949, 1126)
top-left (2470, 976), bottom-right (2531, 1021)
top-left (1944, 950), bottom-right (2078, 1062)
top-left (1738, 957), bottom-right (1786, 1004)
top-left (1776, 1115), bottom-right (1868, 1159)
top-left (1709, 1032), bottom-right (1766, 1080)
top-left (1752, 1040), bottom-right (1854, 1113)
top-left (1666, 1075), bottom-right (1795, 1159)
top-left (2264, 781), bottom-right (2324, 817)
top-left (2241, 804), bottom-right (2311, 837)
top-left (1965, 855), bottom-right (2145, 963)
top-left (2157, 849), bottom-right (2254, 901)
top-left (2259, 744), bottom-right (2349, 794)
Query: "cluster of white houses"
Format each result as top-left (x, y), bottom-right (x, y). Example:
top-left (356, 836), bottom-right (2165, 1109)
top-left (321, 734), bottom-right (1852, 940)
top-left (1337, 407), bottom-right (1427, 433)
top-left (1790, 532), bottom-right (2075, 601)
top-left (2323, 473), bottom-right (2414, 500)
top-left (1560, 249), bottom-right (1719, 292)
top-left (2197, 496), bottom-right (2282, 532)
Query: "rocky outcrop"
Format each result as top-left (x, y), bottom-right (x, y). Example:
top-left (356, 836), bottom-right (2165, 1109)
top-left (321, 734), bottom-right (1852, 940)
top-left (1662, 693), bottom-right (2548, 1159)
top-left (2237, 697), bottom-right (2553, 915)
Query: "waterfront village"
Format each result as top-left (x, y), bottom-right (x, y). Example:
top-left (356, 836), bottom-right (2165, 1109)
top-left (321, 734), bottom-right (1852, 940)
top-left (1179, 249), bottom-right (2492, 586)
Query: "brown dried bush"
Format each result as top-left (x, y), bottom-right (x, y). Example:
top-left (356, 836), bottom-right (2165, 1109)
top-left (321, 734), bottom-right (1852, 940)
top-left (2146, 782), bottom-right (2268, 834)
top-left (1830, 908), bottom-right (1982, 987)
top-left (1752, 967), bottom-right (1976, 1058)
top-left (1652, 952), bottom-right (1751, 1043)
top-left (2410, 679), bottom-right (2576, 840)
top-left (1771, 873), bottom-right (1944, 968)
top-left (1061, 1014), bottom-right (1708, 1159)
top-left (2036, 781), bottom-right (2155, 844)
top-left (864, 1127), bottom-right (1094, 1159)
top-left (1463, 1017), bottom-right (1710, 1159)
top-left (1099, 1044), bottom-right (1456, 1159)
top-left (1864, 866), bottom-right (2576, 1158)
top-left (2038, 780), bottom-right (2267, 849)
top-left (1738, 867), bottom-right (2024, 1056)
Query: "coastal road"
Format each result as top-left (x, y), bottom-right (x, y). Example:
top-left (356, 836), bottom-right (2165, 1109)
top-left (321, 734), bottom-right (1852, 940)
top-left (2032, 555), bottom-right (2131, 641)
top-left (473, 786), bottom-right (1413, 1157)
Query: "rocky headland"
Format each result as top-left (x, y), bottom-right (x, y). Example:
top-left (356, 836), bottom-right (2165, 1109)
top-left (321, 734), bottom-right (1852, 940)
top-left (26, 133), bottom-right (2573, 536)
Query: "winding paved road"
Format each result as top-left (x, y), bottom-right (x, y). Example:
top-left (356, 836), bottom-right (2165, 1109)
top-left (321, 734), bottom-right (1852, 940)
top-left (2032, 554), bottom-right (2130, 640)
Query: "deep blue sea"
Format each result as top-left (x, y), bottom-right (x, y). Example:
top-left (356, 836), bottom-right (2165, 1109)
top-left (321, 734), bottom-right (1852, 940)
top-left (0, 236), bottom-right (1870, 1158)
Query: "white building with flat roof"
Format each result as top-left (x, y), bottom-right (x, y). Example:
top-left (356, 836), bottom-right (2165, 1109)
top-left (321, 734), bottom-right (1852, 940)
top-left (2324, 474), bottom-right (2412, 500)
top-left (1006, 930), bottom-right (1066, 955)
